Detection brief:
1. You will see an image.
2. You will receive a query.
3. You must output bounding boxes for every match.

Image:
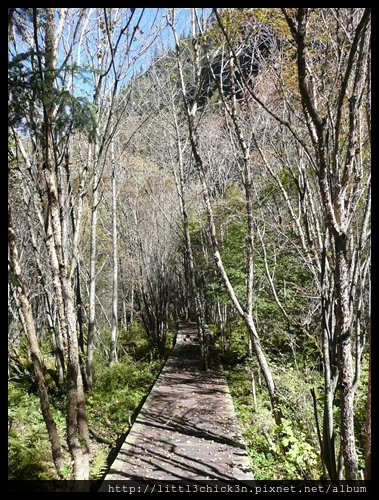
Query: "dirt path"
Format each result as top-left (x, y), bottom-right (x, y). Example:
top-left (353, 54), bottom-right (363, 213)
top-left (103, 322), bottom-right (254, 482)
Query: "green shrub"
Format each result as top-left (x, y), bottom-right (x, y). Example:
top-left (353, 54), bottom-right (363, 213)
top-left (8, 381), bottom-right (66, 479)
top-left (8, 345), bottom-right (166, 480)
top-left (223, 353), bottom-right (323, 479)
top-left (276, 418), bottom-right (319, 479)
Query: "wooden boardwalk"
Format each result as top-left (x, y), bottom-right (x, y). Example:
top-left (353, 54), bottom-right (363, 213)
top-left (102, 322), bottom-right (254, 483)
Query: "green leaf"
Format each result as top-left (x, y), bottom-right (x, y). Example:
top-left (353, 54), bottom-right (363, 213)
top-left (8, 270), bottom-right (19, 287)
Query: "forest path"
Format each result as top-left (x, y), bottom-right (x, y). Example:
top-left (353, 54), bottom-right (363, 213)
top-left (102, 321), bottom-right (254, 483)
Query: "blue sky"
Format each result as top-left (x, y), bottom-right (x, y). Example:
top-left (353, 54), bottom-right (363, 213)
top-left (9, 8), bottom-right (213, 104)
top-left (68, 8), bottom-right (193, 100)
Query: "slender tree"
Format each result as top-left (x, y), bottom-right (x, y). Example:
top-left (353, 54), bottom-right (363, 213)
top-left (8, 202), bottom-right (64, 478)
top-left (110, 138), bottom-right (118, 364)
top-left (169, 9), bottom-right (279, 416)
top-left (213, 7), bottom-right (370, 478)
top-left (31, 7), bottom-right (90, 479)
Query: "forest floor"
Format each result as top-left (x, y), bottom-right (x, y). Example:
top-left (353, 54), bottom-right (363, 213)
top-left (102, 322), bottom-right (254, 484)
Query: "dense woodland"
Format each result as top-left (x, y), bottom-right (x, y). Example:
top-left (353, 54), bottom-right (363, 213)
top-left (8, 8), bottom-right (370, 481)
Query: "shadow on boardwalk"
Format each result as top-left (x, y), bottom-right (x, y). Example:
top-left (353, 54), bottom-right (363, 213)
top-left (102, 322), bottom-right (254, 483)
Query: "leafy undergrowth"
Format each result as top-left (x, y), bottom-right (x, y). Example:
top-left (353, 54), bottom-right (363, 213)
top-left (222, 357), bottom-right (324, 480)
top-left (86, 355), bottom-right (165, 479)
top-left (8, 381), bottom-right (68, 479)
top-left (8, 353), bottom-right (165, 480)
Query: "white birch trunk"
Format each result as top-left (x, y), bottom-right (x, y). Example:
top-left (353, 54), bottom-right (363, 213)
top-left (110, 139), bottom-right (118, 365)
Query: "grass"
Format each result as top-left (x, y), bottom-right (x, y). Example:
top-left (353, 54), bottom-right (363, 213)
top-left (8, 342), bottom-right (167, 480)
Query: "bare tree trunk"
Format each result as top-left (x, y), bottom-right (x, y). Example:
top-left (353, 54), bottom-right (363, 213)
top-left (27, 207), bottom-right (65, 385)
top-left (69, 143), bottom-right (90, 390)
top-left (33, 8), bottom-right (90, 479)
top-left (320, 244), bottom-right (338, 479)
top-left (110, 139), bottom-right (118, 365)
top-left (246, 337), bottom-right (258, 409)
top-left (364, 320), bottom-right (371, 479)
top-left (8, 202), bottom-right (64, 478)
top-left (169, 8), bottom-right (277, 408)
top-left (171, 105), bottom-right (207, 369)
top-left (86, 140), bottom-right (99, 390)
top-left (281, 8), bottom-right (370, 478)
top-left (217, 301), bottom-right (227, 353)
top-left (85, 12), bottom-right (104, 390)
top-left (11, 133), bottom-right (69, 386)
top-left (63, 274), bottom-right (90, 479)
top-left (335, 234), bottom-right (359, 479)
top-left (130, 286), bottom-right (134, 330)
top-left (76, 264), bottom-right (86, 355)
